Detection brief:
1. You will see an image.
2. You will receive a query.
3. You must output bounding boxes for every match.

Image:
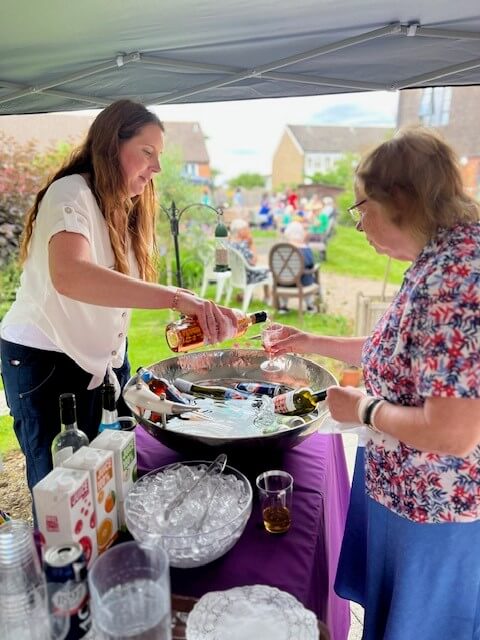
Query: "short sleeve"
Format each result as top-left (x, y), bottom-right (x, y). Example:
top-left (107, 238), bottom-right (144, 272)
top-left (40, 176), bottom-right (93, 243)
top-left (410, 282), bottom-right (480, 398)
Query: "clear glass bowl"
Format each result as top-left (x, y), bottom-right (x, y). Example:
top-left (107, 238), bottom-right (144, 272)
top-left (124, 460), bottom-right (252, 568)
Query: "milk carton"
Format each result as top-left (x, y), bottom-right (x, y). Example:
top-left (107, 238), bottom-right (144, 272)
top-left (33, 467), bottom-right (98, 567)
top-left (90, 430), bottom-right (137, 529)
top-left (63, 447), bottom-right (118, 554)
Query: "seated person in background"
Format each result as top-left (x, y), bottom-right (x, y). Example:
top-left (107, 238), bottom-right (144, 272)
top-left (321, 196), bottom-right (337, 236)
top-left (258, 193), bottom-right (274, 229)
top-left (279, 221), bottom-right (316, 313)
top-left (308, 206), bottom-right (330, 241)
top-left (279, 204), bottom-right (294, 232)
top-left (229, 219), bottom-right (270, 300)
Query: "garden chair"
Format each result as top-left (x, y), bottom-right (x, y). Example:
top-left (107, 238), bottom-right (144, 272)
top-left (199, 257), bottom-right (232, 303)
top-left (224, 246), bottom-right (272, 313)
top-left (268, 242), bottom-right (326, 319)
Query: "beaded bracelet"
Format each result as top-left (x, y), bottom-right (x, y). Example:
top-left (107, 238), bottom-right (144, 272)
top-left (171, 288), bottom-right (181, 312)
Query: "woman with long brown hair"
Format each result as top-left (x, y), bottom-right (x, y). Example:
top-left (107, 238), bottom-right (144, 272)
top-left (0, 99), bottom-right (237, 496)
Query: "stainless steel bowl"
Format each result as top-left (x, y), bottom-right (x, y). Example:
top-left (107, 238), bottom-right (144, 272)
top-left (123, 349), bottom-right (336, 455)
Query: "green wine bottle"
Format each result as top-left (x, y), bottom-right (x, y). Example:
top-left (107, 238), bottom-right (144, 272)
top-left (174, 378), bottom-right (248, 400)
top-left (273, 387), bottom-right (328, 416)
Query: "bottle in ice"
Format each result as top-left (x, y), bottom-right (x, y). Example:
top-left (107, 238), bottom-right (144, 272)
top-left (165, 310), bottom-right (267, 352)
top-left (273, 387), bottom-right (328, 416)
top-left (98, 383), bottom-right (121, 433)
top-left (174, 377), bottom-right (249, 400)
top-left (234, 381), bottom-right (290, 397)
top-left (136, 367), bottom-right (189, 404)
top-left (51, 393), bottom-right (89, 467)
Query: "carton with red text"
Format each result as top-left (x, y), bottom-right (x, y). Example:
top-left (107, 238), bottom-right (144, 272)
top-left (33, 467), bottom-right (98, 567)
top-left (63, 447), bottom-right (118, 554)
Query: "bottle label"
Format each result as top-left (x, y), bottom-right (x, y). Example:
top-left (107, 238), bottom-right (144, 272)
top-left (166, 322), bottom-right (204, 352)
top-left (53, 447), bottom-right (74, 467)
top-left (273, 391), bottom-right (296, 414)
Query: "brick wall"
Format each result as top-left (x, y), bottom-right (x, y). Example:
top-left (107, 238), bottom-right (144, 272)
top-left (272, 132), bottom-right (303, 190)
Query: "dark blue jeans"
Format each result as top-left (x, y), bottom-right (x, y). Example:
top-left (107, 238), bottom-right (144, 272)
top-left (0, 338), bottom-right (131, 494)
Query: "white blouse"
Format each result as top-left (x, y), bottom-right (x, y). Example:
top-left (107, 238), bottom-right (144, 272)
top-left (1, 174), bottom-right (139, 388)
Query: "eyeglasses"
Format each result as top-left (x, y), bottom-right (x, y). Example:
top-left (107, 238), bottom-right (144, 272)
top-left (348, 198), bottom-right (367, 223)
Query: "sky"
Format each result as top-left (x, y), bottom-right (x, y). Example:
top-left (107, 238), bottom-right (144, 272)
top-left (150, 90), bottom-right (399, 184)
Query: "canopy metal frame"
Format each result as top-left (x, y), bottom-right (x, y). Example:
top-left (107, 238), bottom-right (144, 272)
top-left (1, 21), bottom-right (480, 113)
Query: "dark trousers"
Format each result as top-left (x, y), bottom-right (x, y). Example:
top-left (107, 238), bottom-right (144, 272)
top-left (0, 338), bottom-right (131, 494)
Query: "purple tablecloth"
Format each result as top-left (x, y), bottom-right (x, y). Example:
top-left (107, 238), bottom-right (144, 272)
top-left (135, 427), bottom-right (351, 640)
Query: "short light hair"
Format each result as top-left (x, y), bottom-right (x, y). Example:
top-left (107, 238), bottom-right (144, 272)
top-left (284, 221), bottom-right (306, 244)
top-left (356, 126), bottom-right (480, 241)
top-left (229, 218), bottom-right (249, 235)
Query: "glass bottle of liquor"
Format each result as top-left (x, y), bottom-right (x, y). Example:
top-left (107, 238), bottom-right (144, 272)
top-left (136, 367), bottom-right (189, 404)
top-left (165, 310), bottom-right (267, 353)
top-left (214, 210), bottom-right (230, 272)
top-left (273, 387), bottom-right (328, 416)
top-left (174, 377), bottom-right (249, 400)
top-left (98, 383), bottom-right (121, 432)
top-left (234, 381), bottom-right (290, 397)
top-left (51, 393), bottom-right (89, 467)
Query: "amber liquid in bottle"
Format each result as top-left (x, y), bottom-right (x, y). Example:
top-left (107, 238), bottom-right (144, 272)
top-left (165, 311), bottom-right (267, 352)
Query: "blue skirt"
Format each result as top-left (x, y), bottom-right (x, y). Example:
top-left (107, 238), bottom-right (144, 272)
top-left (335, 448), bottom-right (480, 640)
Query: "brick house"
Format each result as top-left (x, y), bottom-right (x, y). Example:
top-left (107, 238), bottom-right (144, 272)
top-left (271, 124), bottom-right (392, 191)
top-left (0, 113), bottom-right (211, 185)
top-left (397, 87), bottom-right (480, 198)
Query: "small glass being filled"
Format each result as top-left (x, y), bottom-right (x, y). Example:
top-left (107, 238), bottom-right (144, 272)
top-left (260, 324), bottom-right (287, 372)
top-left (256, 470), bottom-right (293, 534)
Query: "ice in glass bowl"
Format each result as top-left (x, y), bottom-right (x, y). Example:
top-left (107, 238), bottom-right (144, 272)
top-left (124, 461), bottom-right (253, 568)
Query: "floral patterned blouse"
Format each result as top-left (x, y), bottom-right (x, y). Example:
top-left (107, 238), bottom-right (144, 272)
top-left (362, 223), bottom-right (480, 523)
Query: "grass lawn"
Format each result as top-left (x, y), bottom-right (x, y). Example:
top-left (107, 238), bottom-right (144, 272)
top-left (2, 224), bottom-right (390, 455)
top-left (253, 225), bottom-right (409, 285)
top-left (0, 296), bottom-right (350, 455)
top-left (322, 226), bottom-right (409, 284)
top-left (0, 415), bottom-right (17, 455)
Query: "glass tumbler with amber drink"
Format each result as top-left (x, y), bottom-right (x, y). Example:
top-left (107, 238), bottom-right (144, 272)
top-left (256, 470), bottom-right (293, 534)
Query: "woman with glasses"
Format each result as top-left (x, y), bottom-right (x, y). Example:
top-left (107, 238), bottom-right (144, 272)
top-left (270, 127), bottom-right (480, 639)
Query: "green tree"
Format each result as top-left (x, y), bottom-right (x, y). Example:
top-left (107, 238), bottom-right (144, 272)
top-left (307, 153), bottom-right (359, 226)
top-left (229, 172), bottom-right (265, 189)
top-left (154, 146), bottom-right (215, 288)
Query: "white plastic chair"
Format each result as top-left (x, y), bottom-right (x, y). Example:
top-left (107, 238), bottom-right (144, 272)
top-left (199, 258), bottom-right (232, 303)
top-left (224, 246), bottom-right (272, 313)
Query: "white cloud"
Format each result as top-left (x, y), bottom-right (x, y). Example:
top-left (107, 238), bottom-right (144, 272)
top-left (151, 91), bottom-right (398, 184)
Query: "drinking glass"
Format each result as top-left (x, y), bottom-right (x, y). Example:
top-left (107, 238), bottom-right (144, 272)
top-left (260, 325), bottom-right (287, 372)
top-left (256, 470), bottom-right (293, 534)
top-left (0, 519), bottom-right (51, 640)
top-left (88, 540), bottom-right (172, 640)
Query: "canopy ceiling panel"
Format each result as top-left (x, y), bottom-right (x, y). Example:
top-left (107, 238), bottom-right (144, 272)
top-left (1, 0), bottom-right (480, 114)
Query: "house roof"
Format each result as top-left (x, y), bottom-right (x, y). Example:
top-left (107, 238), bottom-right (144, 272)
top-left (163, 121), bottom-right (209, 164)
top-left (0, 113), bottom-right (209, 164)
top-left (287, 124), bottom-right (391, 154)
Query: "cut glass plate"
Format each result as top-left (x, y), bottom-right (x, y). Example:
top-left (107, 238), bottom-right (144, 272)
top-left (186, 584), bottom-right (318, 640)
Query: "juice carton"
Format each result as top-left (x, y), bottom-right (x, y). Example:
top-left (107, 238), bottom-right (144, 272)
top-left (90, 430), bottom-right (137, 529)
top-left (63, 447), bottom-right (118, 554)
top-left (33, 467), bottom-right (98, 567)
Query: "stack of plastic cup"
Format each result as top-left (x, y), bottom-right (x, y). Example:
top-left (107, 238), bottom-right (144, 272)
top-left (0, 519), bottom-right (51, 640)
